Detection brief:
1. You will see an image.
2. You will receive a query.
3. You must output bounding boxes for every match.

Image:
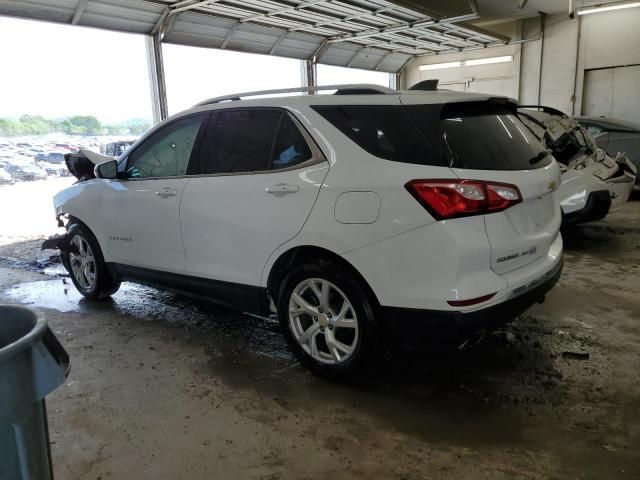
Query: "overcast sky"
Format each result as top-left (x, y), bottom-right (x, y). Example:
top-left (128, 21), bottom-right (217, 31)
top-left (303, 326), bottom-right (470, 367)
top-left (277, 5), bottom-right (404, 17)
top-left (0, 16), bottom-right (390, 123)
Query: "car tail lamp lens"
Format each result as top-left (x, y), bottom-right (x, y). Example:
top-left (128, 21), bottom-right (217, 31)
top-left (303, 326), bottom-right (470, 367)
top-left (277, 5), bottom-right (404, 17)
top-left (447, 292), bottom-right (496, 307)
top-left (486, 183), bottom-right (521, 211)
top-left (405, 179), bottom-right (522, 220)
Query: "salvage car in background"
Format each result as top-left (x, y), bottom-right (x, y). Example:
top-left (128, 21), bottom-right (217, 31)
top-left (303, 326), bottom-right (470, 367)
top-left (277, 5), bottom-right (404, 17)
top-left (0, 167), bottom-right (15, 185)
top-left (38, 161), bottom-right (59, 176)
top-left (44, 85), bottom-right (564, 377)
top-left (101, 140), bottom-right (135, 158)
top-left (576, 116), bottom-right (640, 187)
top-left (36, 151), bottom-right (67, 165)
top-left (5, 160), bottom-right (48, 181)
top-left (518, 106), bottom-right (637, 224)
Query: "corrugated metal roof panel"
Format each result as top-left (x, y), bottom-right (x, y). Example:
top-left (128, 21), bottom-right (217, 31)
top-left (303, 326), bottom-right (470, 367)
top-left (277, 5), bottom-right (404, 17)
top-left (0, 0), bottom-right (508, 72)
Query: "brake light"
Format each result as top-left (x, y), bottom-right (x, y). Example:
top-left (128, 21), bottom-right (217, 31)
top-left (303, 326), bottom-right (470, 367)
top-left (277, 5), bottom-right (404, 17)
top-left (447, 293), bottom-right (496, 307)
top-left (405, 179), bottom-right (522, 220)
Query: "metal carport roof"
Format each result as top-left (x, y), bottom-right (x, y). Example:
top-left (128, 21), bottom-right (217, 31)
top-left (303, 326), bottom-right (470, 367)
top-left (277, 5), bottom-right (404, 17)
top-left (0, 0), bottom-right (509, 73)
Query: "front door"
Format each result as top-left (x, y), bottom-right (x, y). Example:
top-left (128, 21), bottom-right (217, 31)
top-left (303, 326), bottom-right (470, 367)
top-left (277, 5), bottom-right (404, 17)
top-left (101, 112), bottom-right (207, 274)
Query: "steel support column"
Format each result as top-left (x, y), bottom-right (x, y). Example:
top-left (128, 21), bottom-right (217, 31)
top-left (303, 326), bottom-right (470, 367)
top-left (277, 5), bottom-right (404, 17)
top-left (301, 59), bottom-right (317, 91)
top-left (389, 73), bottom-right (400, 90)
top-left (145, 34), bottom-right (169, 123)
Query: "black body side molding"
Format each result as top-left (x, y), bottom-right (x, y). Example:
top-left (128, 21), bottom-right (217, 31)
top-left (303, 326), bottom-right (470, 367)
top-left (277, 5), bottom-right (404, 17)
top-left (111, 263), bottom-right (270, 316)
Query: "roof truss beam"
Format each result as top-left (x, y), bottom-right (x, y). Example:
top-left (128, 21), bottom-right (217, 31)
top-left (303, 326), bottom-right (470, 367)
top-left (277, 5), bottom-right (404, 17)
top-left (71, 0), bottom-right (88, 25)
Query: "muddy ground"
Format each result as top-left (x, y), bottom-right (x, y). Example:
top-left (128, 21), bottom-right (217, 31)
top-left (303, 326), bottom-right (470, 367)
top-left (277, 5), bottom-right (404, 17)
top-left (1, 197), bottom-right (639, 479)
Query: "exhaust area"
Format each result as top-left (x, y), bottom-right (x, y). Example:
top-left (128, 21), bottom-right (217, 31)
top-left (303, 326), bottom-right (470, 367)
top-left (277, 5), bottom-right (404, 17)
top-left (457, 329), bottom-right (487, 350)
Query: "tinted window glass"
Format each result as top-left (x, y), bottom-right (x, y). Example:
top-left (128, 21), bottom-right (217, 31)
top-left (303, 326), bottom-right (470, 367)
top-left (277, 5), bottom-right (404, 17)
top-left (407, 102), bottom-right (550, 170)
top-left (311, 105), bottom-right (444, 167)
top-left (126, 113), bottom-right (205, 178)
top-left (197, 109), bottom-right (281, 174)
top-left (271, 115), bottom-right (312, 169)
top-left (517, 112), bottom-right (547, 141)
top-left (583, 123), bottom-right (603, 136)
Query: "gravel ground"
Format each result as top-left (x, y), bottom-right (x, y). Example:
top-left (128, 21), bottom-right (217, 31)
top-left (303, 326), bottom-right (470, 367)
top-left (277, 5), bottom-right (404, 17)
top-left (1, 180), bottom-right (639, 479)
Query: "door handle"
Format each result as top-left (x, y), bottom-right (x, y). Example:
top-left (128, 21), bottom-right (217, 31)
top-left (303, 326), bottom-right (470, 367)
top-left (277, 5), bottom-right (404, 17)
top-left (266, 184), bottom-right (299, 194)
top-left (155, 187), bottom-right (178, 198)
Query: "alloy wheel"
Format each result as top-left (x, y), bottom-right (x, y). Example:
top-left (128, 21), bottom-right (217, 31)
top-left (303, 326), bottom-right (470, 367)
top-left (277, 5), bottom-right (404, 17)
top-left (69, 235), bottom-right (96, 290)
top-left (288, 278), bottom-right (359, 365)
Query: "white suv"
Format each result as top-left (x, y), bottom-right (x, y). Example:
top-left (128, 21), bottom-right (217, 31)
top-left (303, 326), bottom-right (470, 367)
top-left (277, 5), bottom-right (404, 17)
top-left (45, 84), bottom-right (563, 377)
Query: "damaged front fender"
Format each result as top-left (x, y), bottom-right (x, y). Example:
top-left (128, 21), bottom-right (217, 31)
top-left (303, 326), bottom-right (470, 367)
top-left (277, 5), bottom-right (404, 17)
top-left (41, 233), bottom-right (68, 251)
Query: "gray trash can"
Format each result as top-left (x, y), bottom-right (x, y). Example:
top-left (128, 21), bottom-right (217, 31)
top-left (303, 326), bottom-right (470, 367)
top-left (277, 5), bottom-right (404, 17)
top-left (0, 305), bottom-right (70, 480)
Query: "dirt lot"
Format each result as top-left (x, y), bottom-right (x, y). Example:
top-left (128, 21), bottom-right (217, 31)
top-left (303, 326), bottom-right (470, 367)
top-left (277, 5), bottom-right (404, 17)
top-left (1, 181), bottom-right (639, 479)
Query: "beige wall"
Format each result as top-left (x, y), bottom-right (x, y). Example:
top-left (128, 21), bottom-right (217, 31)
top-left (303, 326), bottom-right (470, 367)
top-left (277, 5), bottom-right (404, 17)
top-left (400, 7), bottom-right (640, 118)
top-left (401, 44), bottom-right (521, 97)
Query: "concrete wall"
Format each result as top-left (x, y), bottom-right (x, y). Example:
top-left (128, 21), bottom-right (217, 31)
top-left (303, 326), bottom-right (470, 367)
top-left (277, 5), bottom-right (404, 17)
top-left (401, 7), bottom-right (640, 118)
top-left (574, 7), bottom-right (640, 117)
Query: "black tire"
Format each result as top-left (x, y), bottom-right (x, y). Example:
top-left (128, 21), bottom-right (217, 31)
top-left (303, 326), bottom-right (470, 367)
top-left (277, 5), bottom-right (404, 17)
top-left (277, 259), bottom-right (383, 378)
top-left (64, 223), bottom-right (120, 299)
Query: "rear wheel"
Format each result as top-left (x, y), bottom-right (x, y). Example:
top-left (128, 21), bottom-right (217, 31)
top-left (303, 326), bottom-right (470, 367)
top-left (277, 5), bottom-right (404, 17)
top-left (277, 260), bottom-right (381, 378)
top-left (65, 223), bottom-right (120, 299)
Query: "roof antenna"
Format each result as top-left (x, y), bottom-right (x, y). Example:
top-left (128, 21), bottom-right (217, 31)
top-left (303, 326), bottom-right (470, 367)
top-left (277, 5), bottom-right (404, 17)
top-left (409, 79), bottom-right (439, 91)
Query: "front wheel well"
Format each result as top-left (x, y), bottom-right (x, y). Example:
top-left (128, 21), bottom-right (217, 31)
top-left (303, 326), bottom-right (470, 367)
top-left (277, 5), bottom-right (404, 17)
top-left (266, 246), bottom-right (379, 307)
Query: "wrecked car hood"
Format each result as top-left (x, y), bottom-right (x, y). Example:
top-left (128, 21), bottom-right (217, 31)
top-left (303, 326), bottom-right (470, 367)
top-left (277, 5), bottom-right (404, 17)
top-left (519, 106), bottom-right (637, 209)
top-left (65, 149), bottom-right (114, 182)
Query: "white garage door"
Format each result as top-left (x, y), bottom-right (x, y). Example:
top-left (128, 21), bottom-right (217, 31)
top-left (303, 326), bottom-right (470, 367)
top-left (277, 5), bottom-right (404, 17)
top-left (582, 65), bottom-right (640, 124)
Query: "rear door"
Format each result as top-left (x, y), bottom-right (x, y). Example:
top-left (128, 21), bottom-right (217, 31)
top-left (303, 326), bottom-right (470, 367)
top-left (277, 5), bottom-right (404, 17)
top-left (404, 97), bottom-right (561, 275)
top-left (180, 108), bottom-right (328, 290)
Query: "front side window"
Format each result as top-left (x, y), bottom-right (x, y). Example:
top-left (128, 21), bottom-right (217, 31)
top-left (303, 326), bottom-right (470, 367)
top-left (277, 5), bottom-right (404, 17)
top-left (126, 113), bottom-right (205, 178)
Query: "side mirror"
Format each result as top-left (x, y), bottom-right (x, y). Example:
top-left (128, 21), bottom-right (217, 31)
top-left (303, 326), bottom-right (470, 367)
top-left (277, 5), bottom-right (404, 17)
top-left (94, 160), bottom-right (118, 179)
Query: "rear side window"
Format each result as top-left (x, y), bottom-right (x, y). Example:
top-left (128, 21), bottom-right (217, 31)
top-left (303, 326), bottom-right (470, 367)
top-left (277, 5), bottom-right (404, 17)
top-left (191, 109), bottom-right (316, 175)
top-left (311, 105), bottom-right (445, 167)
top-left (196, 109), bottom-right (281, 174)
top-left (406, 102), bottom-right (551, 170)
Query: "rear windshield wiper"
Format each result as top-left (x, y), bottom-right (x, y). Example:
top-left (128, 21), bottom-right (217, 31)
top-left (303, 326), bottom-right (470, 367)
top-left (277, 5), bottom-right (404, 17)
top-left (528, 148), bottom-right (552, 165)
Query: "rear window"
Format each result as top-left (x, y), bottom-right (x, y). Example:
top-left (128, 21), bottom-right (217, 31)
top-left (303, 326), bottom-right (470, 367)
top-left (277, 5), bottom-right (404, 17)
top-left (311, 105), bottom-right (445, 167)
top-left (313, 102), bottom-right (550, 171)
top-left (406, 102), bottom-right (551, 170)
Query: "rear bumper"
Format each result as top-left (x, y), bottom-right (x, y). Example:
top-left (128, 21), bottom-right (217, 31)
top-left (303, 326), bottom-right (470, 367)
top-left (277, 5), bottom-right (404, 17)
top-left (563, 190), bottom-right (611, 225)
top-left (382, 256), bottom-right (563, 348)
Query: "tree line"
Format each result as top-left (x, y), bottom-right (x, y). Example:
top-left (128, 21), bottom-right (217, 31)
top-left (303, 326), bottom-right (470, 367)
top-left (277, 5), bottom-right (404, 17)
top-left (0, 115), bottom-right (151, 136)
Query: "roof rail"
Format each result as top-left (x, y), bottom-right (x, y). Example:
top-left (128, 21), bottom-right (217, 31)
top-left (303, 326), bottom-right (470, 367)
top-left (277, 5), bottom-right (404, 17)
top-left (195, 84), bottom-right (395, 107)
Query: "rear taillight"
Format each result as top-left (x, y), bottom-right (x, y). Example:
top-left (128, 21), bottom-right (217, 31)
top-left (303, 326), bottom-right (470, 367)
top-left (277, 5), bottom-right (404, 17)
top-left (447, 292), bottom-right (496, 307)
top-left (405, 179), bottom-right (522, 220)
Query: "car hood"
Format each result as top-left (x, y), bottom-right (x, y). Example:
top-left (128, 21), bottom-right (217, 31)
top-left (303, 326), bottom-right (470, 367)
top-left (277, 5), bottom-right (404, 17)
top-left (65, 149), bottom-right (114, 181)
top-left (519, 108), bottom-right (636, 181)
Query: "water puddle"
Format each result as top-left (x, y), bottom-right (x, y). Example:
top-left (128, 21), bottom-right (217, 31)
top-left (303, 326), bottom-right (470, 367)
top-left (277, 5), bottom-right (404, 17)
top-left (1, 277), bottom-right (289, 362)
top-left (1, 277), bottom-right (566, 449)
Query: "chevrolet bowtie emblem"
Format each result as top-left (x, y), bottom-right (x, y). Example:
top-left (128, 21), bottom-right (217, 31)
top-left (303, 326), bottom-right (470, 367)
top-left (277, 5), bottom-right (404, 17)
top-left (548, 181), bottom-right (557, 191)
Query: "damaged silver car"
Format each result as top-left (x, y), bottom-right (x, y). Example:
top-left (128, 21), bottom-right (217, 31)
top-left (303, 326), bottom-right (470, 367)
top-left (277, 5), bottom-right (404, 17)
top-left (518, 106), bottom-right (637, 225)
